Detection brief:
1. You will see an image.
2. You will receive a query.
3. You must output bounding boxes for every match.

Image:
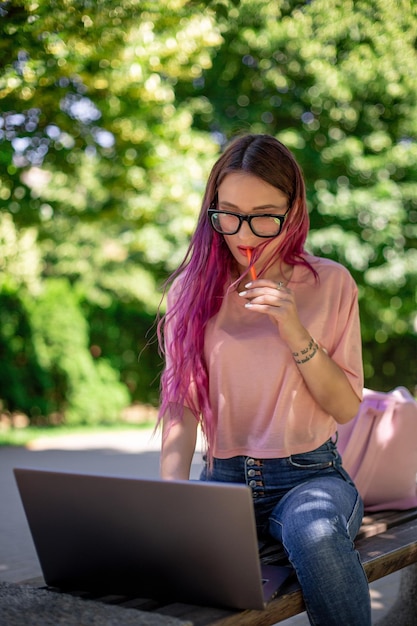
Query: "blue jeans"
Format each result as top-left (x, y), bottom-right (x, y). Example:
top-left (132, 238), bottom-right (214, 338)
top-left (200, 438), bottom-right (371, 626)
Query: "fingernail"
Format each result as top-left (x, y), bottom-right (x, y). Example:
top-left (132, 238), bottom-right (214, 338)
top-left (245, 282), bottom-right (252, 288)
top-left (238, 291), bottom-right (247, 297)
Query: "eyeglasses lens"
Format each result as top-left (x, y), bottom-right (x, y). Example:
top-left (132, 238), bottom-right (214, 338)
top-left (211, 212), bottom-right (282, 237)
top-left (250, 216), bottom-right (282, 236)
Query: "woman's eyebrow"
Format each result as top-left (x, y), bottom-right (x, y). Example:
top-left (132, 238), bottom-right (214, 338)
top-left (219, 200), bottom-right (288, 212)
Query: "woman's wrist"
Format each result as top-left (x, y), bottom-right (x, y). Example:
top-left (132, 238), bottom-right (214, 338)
top-left (292, 337), bottom-right (320, 364)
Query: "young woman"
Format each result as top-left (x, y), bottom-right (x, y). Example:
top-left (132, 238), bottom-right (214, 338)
top-left (158, 134), bottom-right (371, 625)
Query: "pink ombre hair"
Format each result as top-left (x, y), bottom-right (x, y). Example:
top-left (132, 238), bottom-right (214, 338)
top-left (157, 134), bottom-right (317, 459)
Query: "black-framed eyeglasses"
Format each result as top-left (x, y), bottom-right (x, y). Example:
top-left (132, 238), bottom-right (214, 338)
top-left (208, 205), bottom-right (289, 238)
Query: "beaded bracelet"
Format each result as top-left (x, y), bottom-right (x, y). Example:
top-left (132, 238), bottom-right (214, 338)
top-left (292, 337), bottom-right (319, 364)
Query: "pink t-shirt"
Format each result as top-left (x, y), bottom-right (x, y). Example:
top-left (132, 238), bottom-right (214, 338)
top-left (203, 255), bottom-right (363, 459)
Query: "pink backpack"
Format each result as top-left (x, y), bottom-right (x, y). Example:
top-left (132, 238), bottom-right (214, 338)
top-left (337, 387), bottom-right (417, 512)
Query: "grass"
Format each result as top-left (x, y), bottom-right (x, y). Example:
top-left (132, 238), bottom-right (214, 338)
top-left (0, 421), bottom-right (155, 447)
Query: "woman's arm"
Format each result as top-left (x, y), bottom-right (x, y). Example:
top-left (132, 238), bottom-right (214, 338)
top-left (160, 407), bottom-right (198, 480)
top-left (287, 334), bottom-right (361, 423)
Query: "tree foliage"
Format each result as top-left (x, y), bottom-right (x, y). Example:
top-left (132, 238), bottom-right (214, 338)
top-left (0, 0), bottom-right (416, 423)
top-left (1, 0), bottom-right (222, 420)
top-left (178, 0), bottom-right (417, 386)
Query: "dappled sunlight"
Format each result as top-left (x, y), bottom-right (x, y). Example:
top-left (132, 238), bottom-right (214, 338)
top-left (370, 572), bottom-right (401, 616)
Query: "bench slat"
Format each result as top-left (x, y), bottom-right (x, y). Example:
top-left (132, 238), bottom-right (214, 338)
top-left (359, 519), bottom-right (417, 582)
top-left (259, 507), bottom-right (417, 566)
top-left (359, 507), bottom-right (417, 538)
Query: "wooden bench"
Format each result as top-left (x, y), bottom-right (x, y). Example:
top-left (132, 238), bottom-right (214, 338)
top-left (22, 507), bottom-right (417, 625)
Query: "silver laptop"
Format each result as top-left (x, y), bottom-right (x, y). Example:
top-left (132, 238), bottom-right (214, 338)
top-left (14, 468), bottom-right (292, 610)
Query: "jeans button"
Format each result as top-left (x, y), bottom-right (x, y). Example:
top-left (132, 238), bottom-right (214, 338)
top-left (249, 480), bottom-right (257, 487)
top-left (247, 458), bottom-right (255, 466)
top-left (248, 469), bottom-right (256, 477)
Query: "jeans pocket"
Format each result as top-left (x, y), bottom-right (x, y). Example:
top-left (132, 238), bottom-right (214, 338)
top-left (288, 446), bottom-right (338, 470)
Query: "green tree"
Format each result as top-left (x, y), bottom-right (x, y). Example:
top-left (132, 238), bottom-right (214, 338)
top-left (0, 0), bottom-right (223, 419)
top-left (1, 0), bottom-right (417, 424)
top-left (177, 0), bottom-right (417, 390)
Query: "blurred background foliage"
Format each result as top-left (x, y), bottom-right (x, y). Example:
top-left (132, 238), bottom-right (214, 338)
top-left (0, 0), bottom-right (416, 426)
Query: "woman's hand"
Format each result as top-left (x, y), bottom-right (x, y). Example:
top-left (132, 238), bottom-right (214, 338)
top-left (239, 279), bottom-right (307, 346)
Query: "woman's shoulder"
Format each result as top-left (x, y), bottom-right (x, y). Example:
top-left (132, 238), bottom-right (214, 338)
top-left (302, 253), bottom-right (357, 286)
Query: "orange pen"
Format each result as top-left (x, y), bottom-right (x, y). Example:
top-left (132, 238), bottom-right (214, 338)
top-left (246, 249), bottom-right (257, 281)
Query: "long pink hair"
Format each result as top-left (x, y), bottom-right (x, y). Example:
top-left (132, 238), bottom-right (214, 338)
top-left (157, 134), bottom-right (316, 459)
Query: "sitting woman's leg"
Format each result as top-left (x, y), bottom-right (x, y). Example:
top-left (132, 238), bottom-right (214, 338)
top-left (269, 475), bottom-right (371, 626)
